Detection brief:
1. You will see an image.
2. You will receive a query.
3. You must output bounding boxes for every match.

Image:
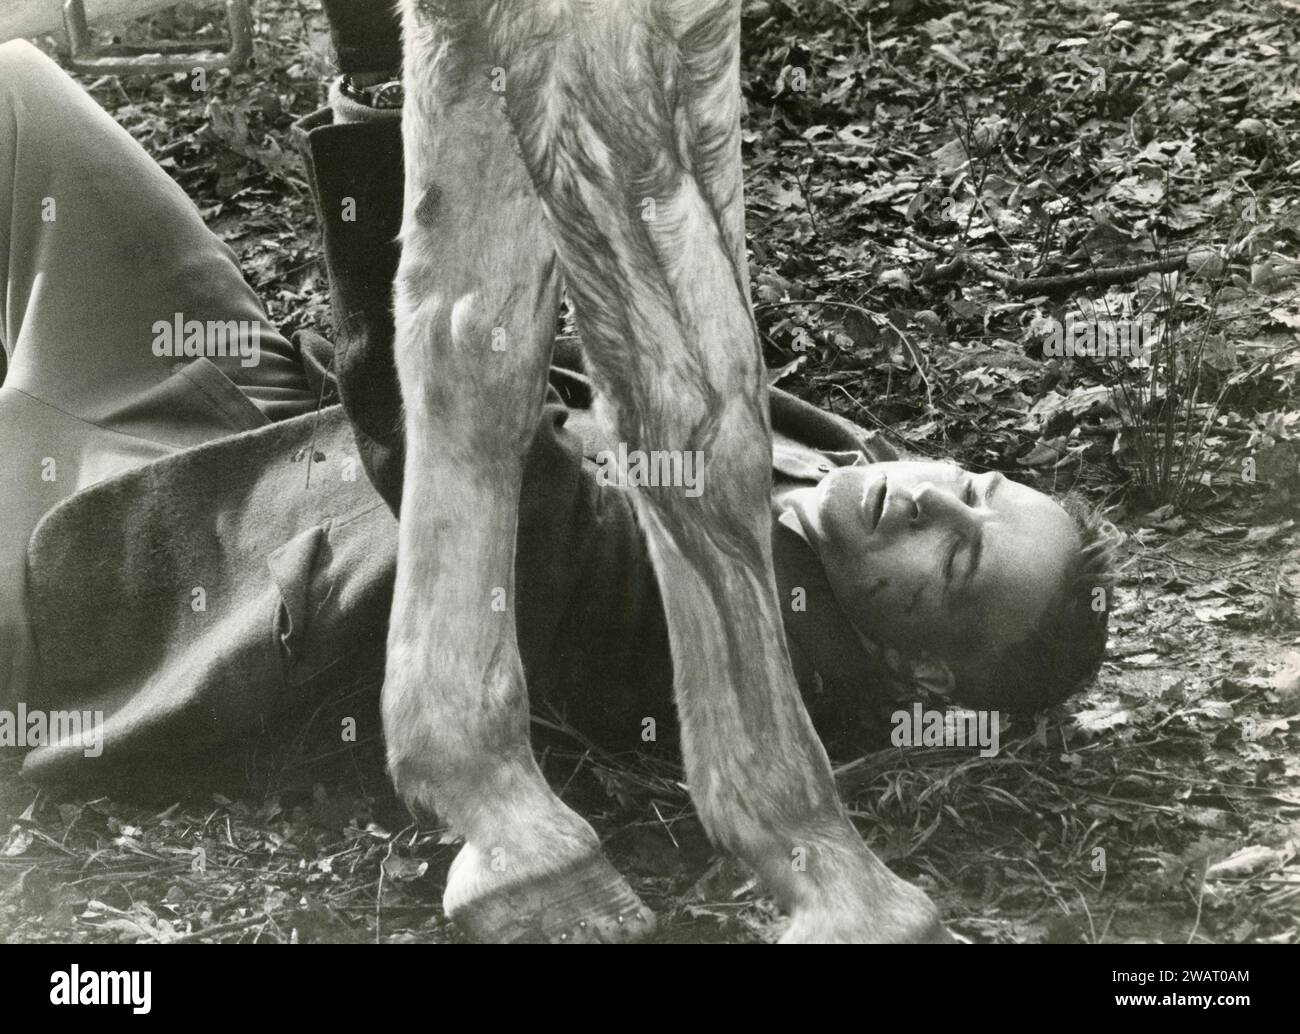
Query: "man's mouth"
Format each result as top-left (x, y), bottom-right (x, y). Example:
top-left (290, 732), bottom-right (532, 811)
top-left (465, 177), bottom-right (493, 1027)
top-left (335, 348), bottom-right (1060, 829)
top-left (864, 476), bottom-right (888, 531)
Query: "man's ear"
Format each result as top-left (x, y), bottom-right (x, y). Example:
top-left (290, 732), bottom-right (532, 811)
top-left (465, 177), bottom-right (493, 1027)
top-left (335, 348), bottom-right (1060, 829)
top-left (905, 656), bottom-right (956, 697)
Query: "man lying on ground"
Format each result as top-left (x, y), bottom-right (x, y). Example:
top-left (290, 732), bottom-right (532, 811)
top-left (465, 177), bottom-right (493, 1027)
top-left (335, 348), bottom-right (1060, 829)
top-left (0, 23), bottom-right (1114, 785)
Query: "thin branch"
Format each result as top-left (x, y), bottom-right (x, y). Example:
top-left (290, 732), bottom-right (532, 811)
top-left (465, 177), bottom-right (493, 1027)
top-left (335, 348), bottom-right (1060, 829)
top-left (917, 249), bottom-right (1192, 296)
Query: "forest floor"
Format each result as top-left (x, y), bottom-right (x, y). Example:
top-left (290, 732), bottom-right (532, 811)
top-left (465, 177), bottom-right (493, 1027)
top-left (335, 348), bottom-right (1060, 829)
top-left (2, 0), bottom-right (1298, 944)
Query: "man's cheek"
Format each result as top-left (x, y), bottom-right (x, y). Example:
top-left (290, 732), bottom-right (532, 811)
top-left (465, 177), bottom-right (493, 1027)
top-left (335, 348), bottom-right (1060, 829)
top-left (832, 569), bottom-right (898, 623)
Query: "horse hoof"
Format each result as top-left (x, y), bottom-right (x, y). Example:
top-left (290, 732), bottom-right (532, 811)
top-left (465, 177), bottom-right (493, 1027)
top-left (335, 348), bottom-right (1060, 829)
top-left (779, 882), bottom-right (948, 944)
top-left (446, 845), bottom-right (656, 944)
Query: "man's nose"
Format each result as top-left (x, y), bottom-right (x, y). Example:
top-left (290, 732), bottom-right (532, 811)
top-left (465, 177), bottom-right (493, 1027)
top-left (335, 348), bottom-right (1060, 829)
top-left (911, 483), bottom-right (982, 533)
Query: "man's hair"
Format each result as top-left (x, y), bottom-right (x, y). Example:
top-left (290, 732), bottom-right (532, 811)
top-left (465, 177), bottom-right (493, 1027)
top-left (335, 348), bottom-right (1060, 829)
top-left (952, 495), bottom-right (1120, 712)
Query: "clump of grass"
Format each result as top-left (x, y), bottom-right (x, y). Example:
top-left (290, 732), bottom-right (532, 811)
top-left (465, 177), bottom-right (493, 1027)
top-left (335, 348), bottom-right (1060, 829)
top-left (1097, 228), bottom-right (1246, 508)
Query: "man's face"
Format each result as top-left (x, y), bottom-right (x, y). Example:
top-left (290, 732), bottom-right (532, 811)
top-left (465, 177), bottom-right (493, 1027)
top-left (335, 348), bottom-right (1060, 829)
top-left (788, 462), bottom-right (1080, 669)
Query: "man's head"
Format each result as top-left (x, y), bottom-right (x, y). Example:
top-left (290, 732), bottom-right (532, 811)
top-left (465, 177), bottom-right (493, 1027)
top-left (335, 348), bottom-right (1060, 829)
top-left (785, 461), bottom-right (1117, 710)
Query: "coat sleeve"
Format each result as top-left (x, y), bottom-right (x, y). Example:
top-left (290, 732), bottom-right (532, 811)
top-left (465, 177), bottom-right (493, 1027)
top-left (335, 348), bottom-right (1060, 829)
top-left (298, 110), bottom-right (407, 512)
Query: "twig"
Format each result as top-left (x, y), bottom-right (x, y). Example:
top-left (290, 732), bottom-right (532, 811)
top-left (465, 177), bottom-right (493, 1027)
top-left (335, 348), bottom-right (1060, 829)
top-left (1187, 859), bottom-right (1209, 944)
top-left (917, 249), bottom-right (1191, 296)
top-left (1010, 251), bottom-right (1189, 297)
top-left (175, 912), bottom-right (271, 943)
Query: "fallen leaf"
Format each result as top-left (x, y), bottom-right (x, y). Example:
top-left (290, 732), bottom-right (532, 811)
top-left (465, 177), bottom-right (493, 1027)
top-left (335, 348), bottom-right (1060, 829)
top-left (1207, 845), bottom-right (1282, 878)
top-left (1270, 653), bottom-right (1300, 696)
top-left (1193, 604), bottom-right (1244, 623)
top-left (1073, 706), bottom-right (1132, 734)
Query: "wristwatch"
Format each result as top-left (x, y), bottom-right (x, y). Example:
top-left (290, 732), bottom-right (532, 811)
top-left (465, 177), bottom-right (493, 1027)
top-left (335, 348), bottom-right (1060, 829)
top-left (338, 73), bottom-right (404, 110)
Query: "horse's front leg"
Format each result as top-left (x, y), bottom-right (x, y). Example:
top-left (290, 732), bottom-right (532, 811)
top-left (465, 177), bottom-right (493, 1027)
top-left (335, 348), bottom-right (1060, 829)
top-left (385, 1), bottom-right (654, 943)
